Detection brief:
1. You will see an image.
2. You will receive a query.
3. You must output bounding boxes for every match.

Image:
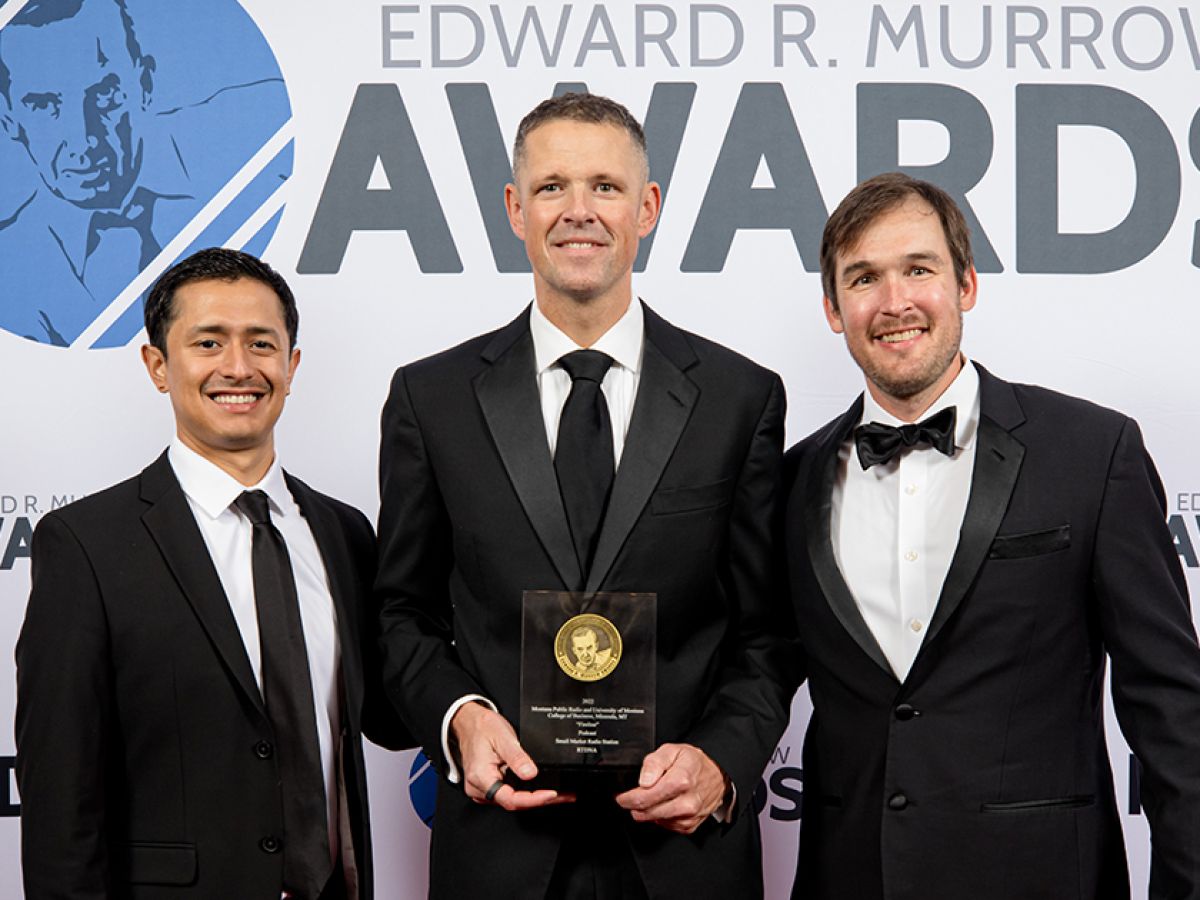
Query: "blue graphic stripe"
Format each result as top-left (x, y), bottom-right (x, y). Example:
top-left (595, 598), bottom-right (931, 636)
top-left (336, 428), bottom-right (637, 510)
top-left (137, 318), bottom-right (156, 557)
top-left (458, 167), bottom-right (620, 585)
top-left (240, 206), bottom-right (285, 260)
top-left (90, 140), bottom-right (293, 349)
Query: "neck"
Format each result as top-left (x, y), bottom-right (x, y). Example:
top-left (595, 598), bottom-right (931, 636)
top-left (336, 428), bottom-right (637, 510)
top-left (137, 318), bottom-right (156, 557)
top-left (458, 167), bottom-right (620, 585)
top-left (868, 354), bottom-right (965, 423)
top-left (178, 432), bottom-right (276, 487)
top-left (536, 288), bottom-right (631, 348)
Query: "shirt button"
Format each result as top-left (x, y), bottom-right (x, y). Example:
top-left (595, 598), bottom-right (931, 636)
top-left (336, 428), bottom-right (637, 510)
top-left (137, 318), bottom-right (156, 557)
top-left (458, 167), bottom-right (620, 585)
top-left (888, 793), bottom-right (909, 810)
top-left (904, 550), bottom-right (918, 562)
top-left (909, 619), bottom-right (924, 633)
top-left (905, 483), bottom-right (918, 495)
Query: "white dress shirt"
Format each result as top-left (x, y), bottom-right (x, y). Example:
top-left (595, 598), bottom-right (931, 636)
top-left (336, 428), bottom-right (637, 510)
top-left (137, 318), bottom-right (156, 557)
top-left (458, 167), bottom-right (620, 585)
top-left (168, 440), bottom-right (342, 859)
top-left (830, 359), bottom-right (981, 681)
top-left (441, 299), bottom-right (645, 782)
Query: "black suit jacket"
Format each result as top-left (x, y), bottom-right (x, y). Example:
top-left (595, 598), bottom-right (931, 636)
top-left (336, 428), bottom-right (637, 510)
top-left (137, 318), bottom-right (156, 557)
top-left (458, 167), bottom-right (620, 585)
top-left (376, 303), bottom-right (791, 898)
top-left (784, 363), bottom-right (1200, 900)
top-left (16, 453), bottom-right (409, 900)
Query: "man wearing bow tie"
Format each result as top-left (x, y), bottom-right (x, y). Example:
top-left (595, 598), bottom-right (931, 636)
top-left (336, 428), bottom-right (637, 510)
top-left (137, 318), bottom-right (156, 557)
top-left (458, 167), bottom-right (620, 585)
top-left (783, 172), bottom-right (1200, 900)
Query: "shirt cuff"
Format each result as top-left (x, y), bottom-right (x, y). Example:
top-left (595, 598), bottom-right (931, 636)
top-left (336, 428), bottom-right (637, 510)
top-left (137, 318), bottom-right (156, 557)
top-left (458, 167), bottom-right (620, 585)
top-left (441, 694), bottom-right (497, 784)
top-left (711, 781), bottom-right (737, 824)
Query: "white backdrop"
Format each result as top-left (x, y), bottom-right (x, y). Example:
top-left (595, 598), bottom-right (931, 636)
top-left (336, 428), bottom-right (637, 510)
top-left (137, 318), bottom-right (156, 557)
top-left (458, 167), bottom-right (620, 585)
top-left (3, 1), bottom-right (1199, 897)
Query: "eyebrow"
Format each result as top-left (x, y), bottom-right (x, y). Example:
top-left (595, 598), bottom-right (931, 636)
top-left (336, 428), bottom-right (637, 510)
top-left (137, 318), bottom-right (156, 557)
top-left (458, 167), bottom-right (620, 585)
top-left (840, 250), bottom-right (945, 280)
top-left (187, 324), bottom-right (282, 339)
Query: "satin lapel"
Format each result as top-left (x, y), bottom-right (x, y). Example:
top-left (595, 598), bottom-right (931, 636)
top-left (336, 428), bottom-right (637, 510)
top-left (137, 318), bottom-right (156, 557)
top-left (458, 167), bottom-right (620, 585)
top-left (139, 453), bottom-right (266, 717)
top-left (804, 399), bottom-right (896, 679)
top-left (921, 371), bottom-right (1026, 649)
top-left (474, 324), bottom-right (582, 591)
top-left (287, 476), bottom-right (363, 695)
top-left (586, 337), bottom-right (698, 593)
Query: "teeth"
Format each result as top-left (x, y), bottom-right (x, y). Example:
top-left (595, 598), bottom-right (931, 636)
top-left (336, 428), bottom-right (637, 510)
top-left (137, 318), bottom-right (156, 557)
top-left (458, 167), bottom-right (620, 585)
top-left (879, 329), bottom-right (923, 343)
top-left (561, 242), bottom-right (599, 248)
top-left (213, 394), bottom-right (259, 405)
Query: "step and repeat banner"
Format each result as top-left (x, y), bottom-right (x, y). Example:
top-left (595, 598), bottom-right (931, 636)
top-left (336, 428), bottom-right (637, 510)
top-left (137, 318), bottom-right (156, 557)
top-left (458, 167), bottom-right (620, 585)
top-left (2, 0), bottom-right (1199, 896)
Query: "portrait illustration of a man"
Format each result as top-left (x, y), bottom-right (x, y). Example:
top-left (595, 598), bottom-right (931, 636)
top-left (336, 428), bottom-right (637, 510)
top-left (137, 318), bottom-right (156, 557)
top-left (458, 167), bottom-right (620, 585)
top-left (0, 0), bottom-right (290, 347)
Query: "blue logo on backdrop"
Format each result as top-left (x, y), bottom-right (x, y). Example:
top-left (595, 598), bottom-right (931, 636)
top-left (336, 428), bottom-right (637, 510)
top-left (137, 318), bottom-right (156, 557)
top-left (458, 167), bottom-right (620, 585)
top-left (0, 0), bottom-right (292, 348)
top-left (408, 751), bottom-right (437, 828)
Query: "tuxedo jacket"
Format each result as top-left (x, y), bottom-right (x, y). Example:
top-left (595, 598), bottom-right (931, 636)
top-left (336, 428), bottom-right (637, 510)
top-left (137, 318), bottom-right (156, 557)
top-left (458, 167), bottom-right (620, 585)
top-left (16, 453), bottom-right (410, 900)
top-left (376, 303), bottom-right (791, 898)
top-left (784, 363), bottom-right (1200, 900)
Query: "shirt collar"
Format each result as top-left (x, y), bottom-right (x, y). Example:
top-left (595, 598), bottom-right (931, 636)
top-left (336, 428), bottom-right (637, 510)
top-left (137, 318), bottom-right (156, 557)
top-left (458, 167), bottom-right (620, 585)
top-left (859, 355), bottom-right (981, 451)
top-left (529, 298), bottom-right (644, 376)
top-left (167, 438), bottom-right (292, 520)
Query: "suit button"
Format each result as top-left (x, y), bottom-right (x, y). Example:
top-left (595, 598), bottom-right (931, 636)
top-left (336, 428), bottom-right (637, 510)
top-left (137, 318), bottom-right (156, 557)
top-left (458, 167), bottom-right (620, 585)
top-left (254, 740), bottom-right (274, 759)
top-left (260, 836), bottom-right (282, 854)
top-left (888, 793), bottom-right (908, 811)
top-left (894, 704), bottom-right (919, 721)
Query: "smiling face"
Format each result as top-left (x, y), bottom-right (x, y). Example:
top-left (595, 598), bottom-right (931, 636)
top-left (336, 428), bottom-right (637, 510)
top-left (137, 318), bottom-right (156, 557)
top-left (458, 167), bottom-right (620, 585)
top-left (824, 196), bottom-right (977, 420)
top-left (0, 0), bottom-right (147, 208)
top-left (505, 119), bottom-right (660, 320)
top-left (142, 277), bottom-right (299, 481)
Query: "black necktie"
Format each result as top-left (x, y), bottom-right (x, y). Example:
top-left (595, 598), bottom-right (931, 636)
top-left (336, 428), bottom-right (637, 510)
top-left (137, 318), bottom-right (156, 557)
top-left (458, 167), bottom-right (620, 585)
top-left (234, 490), bottom-right (331, 899)
top-left (854, 406), bottom-right (957, 470)
top-left (555, 350), bottom-right (616, 577)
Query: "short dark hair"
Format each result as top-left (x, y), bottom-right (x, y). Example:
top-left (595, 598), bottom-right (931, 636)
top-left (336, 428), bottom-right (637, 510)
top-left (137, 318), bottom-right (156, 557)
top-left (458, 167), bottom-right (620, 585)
top-left (512, 92), bottom-right (648, 181)
top-left (0, 0), bottom-right (153, 104)
top-left (821, 172), bottom-right (974, 310)
top-left (144, 247), bottom-right (298, 355)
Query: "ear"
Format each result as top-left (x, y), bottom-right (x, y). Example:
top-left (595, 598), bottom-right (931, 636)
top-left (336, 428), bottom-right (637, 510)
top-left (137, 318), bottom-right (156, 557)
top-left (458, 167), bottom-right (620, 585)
top-left (958, 265), bottom-right (978, 313)
top-left (141, 343), bottom-right (169, 393)
top-left (504, 182), bottom-right (525, 240)
top-left (284, 347), bottom-right (301, 395)
top-left (637, 180), bottom-right (662, 238)
top-left (822, 295), bottom-right (845, 334)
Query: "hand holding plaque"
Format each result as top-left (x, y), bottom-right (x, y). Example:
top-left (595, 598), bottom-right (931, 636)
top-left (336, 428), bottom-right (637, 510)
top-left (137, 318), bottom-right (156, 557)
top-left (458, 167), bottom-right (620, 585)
top-left (518, 591), bottom-right (656, 792)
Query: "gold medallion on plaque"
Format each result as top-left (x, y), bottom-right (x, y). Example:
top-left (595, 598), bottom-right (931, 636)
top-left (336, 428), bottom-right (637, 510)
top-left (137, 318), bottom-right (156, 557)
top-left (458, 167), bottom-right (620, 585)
top-left (555, 613), bottom-right (622, 682)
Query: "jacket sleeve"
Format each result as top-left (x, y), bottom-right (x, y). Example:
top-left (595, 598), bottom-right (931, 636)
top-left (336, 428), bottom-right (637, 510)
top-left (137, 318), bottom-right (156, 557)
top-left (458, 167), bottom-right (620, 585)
top-left (375, 367), bottom-right (485, 769)
top-left (15, 514), bottom-right (113, 900)
top-left (1094, 418), bottom-right (1200, 900)
top-left (682, 374), bottom-right (797, 811)
top-left (342, 504), bottom-right (414, 752)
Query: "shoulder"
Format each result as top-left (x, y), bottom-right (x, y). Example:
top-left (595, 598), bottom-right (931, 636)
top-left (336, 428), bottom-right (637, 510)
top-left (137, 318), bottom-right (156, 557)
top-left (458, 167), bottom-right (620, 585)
top-left (39, 471), bottom-right (144, 532)
top-left (284, 474), bottom-right (372, 537)
top-left (388, 322), bottom-right (516, 396)
top-left (984, 369), bottom-right (1133, 440)
top-left (646, 307), bottom-right (780, 395)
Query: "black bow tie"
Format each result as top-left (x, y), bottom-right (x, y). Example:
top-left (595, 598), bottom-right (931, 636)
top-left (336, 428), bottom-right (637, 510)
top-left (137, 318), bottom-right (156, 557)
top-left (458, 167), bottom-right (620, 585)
top-left (853, 406), bottom-right (957, 470)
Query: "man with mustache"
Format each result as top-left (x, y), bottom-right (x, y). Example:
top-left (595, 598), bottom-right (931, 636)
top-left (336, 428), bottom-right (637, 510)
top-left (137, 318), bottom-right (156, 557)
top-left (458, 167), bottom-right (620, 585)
top-left (376, 92), bottom-right (791, 898)
top-left (783, 172), bottom-right (1200, 899)
top-left (16, 247), bottom-right (408, 899)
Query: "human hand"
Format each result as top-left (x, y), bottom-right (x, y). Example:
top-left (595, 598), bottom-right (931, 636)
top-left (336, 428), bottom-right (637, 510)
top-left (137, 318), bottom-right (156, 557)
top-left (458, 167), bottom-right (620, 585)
top-left (614, 742), bottom-right (728, 833)
top-left (450, 701), bottom-right (575, 810)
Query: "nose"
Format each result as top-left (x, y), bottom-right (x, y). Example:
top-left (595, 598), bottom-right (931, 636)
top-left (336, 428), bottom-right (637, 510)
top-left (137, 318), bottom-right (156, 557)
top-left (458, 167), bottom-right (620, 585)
top-left (562, 185), bottom-right (597, 225)
top-left (878, 273), bottom-right (916, 316)
top-left (219, 343), bottom-right (255, 380)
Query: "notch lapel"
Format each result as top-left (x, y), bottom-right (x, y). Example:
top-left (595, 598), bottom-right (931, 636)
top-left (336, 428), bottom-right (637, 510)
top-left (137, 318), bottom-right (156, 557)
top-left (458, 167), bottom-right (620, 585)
top-left (586, 333), bottom-right (698, 592)
top-left (286, 476), bottom-right (364, 700)
top-left (920, 367), bottom-right (1026, 649)
top-left (474, 313), bottom-right (582, 591)
top-left (804, 399), bottom-right (897, 679)
top-left (139, 453), bottom-right (266, 718)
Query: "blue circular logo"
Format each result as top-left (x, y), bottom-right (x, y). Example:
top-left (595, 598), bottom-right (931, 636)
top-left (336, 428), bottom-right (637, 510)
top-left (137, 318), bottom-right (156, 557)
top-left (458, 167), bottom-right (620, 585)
top-left (408, 751), bottom-right (437, 828)
top-left (0, 0), bottom-right (292, 348)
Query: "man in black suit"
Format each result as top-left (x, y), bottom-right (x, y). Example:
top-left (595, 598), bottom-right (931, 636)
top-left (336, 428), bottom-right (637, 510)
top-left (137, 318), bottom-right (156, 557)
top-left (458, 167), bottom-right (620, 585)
top-left (784, 172), bottom-right (1200, 899)
top-left (16, 248), bottom-right (408, 899)
top-left (376, 93), bottom-right (790, 898)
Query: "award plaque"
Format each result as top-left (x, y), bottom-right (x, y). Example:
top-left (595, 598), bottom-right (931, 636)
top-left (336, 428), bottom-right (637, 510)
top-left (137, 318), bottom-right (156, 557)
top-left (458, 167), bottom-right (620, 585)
top-left (518, 590), bottom-right (656, 791)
